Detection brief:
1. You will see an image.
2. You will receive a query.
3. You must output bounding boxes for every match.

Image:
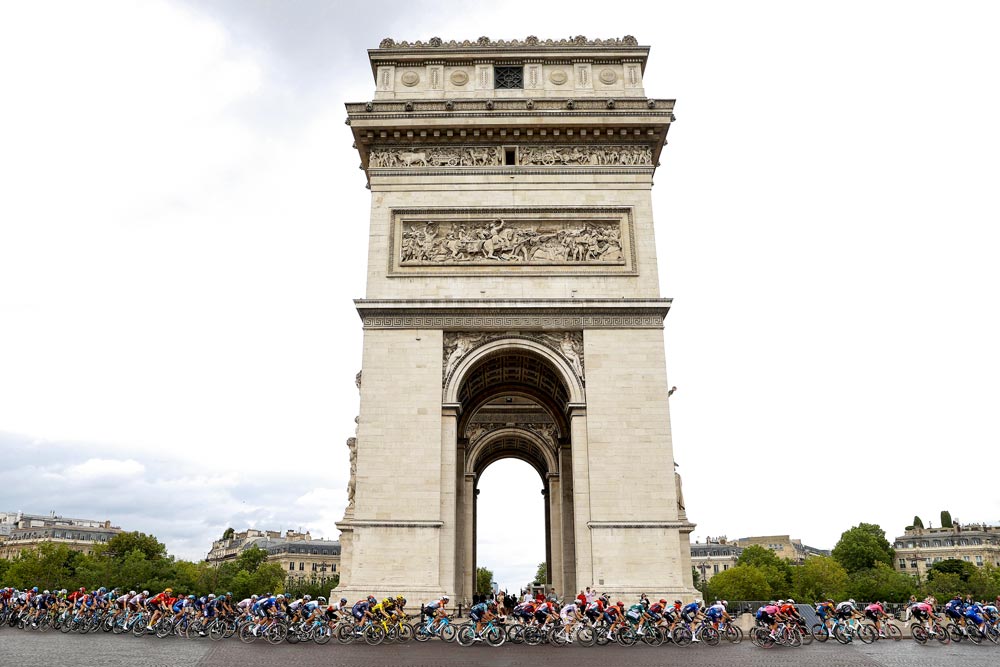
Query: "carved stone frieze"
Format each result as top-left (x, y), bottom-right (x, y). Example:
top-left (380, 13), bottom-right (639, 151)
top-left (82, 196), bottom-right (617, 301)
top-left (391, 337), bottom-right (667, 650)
top-left (401, 219), bottom-right (624, 266)
top-left (378, 35), bottom-right (640, 49)
top-left (369, 146), bottom-right (501, 168)
top-left (517, 145), bottom-right (652, 166)
top-left (466, 421), bottom-right (559, 449)
top-left (442, 331), bottom-right (584, 383)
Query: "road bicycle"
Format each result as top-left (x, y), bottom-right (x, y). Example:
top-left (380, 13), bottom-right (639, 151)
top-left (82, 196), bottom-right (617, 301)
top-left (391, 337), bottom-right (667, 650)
top-left (457, 617), bottom-right (505, 646)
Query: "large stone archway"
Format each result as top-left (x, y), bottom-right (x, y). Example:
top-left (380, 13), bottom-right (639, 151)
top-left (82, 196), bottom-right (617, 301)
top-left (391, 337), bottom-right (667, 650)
top-left (448, 341), bottom-right (581, 600)
top-left (335, 36), bottom-right (698, 606)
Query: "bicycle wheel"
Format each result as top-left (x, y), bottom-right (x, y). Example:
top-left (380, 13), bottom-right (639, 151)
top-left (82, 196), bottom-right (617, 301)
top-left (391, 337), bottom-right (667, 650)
top-left (131, 617), bottom-right (148, 637)
top-left (576, 625), bottom-right (596, 647)
top-left (456, 625), bottom-right (476, 646)
top-left (833, 624), bottom-right (851, 644)
top-left (752, 626), bottom-right (774, 649)
top-left (265, 623), bottom-right (287, 645)
top-left (486, 625), bottom-right (505, 647)
top-left (885, 622), bottom-right (902, 641)
top-left (397, 622), bottom-right (413, 642)
top-left (414, 623), bottom-right (432, 642)
top-left (335, 623), bottom-right (355, 644)
top-left (967, 627), bottom-right (983, 645)
top-left (725, 624), bottom-right (743, 644)
top-left (549, 625), bottom-right (568, 646)
top-left (701, 625), bottom-right (721, 646)
top-left (672, 625), bottom-right (693, 647)
top-left (60, 617), bottom-right (74, 634)
top-left (946, 622), bottom-right (963, 643)
top-left (364, 623), bottom-right (385, 646)
top-left (932, 623), bottom-right (950, 644)
top-left (857, 624), bottom-right (876, 644)
top-left (440, 622), bottom-right (457, 642)
top-left (616, 626), bottom-right (636, 646)
top-left (209, 620), bottom-right (226, 641)
top-left (985, 625), bottom-right (999, 644)
top-left (314, 624), bottom-right (333, 645)
top-left (788, 627), bottom-right (803, 647)
top-left (911, 624), bottom-right (928, 644)
top-left (238, 624), bottom-right (258, 643)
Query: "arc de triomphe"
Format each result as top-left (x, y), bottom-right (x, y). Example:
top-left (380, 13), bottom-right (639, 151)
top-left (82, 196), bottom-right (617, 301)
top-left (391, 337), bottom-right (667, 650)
top-left (335, 36), bottom-right (696, 604)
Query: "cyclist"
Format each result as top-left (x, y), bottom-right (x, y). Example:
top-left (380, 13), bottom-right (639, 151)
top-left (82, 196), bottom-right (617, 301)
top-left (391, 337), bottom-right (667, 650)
top-left (943, 595), bottom-right (965, 627)
top-left (424, 594), bottom-right (451, 633)
top-left (351, 595), bottom-right (376, 632)
top-left (603, 601), bottom-right (626, 639)
top-left (815, 599), bottom-right (835, 635)
top-left (756, 602), bottom-right (781, 639)
top-left (908, 598), bottom-right (939, 636)
top-left (371, 595), bottom-right (396, 630)
top-left (779, 599), bottom-right (802, 634)
top-left (146, 587), bottom-right (173, 631)
top-left (680, 598), bottom-right (704, 642)
top-left (835, 598), bottom-right (859, 633)
top-left (584, 596), bottom-right (605, 626)
top-left (468, 599), bottom-right (496, 641)
top-left (559, 600), bottom-right (583, 642)
top-left (705, 599), bottom-right (731, 629)
top-left (964, 600), bottom-right (988, 638)
top-left (864, 600), bottom-right (887, 638)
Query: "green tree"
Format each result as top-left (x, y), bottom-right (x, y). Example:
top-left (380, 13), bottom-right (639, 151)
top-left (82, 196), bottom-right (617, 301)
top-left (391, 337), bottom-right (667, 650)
top-left (4, 543), bottom-right (81, 590)
top-left (476, 566), bottom-right (494, 596)
top-left (831, 523), bottom-right (894, 573)
top-left (921, 572), bottom-right (964, 602)
top-left (737, 545), bottom-right (793, 597)
top-left (0, 558), bottom-right (9, 582)
top-left (692, 566), bottom-right (700, 589)
top-left (705, 564), bottom-right (771, 601)
top-left (912, 516), bottom-right (924, 529)
top-left (792, 556), bottom-right (848, 602)
top-left (222, 527), bottom-right (235, 540)
top-left (283, 574), bottom-right (340, 600)
top-left (928, 559), bottom-right (976, 582)
top-left (534, 562), bottom-right (547, 585)
top-left (967, 564), bottom-right (1000, 600)
top-left (233, 546), bottom-right (268, 573)
top-left (845, 563), bottom-right (917, 602)
top-left (940, 511), bottom-right (953, 528)
top-left (103, 532), bottom-right (167, 562)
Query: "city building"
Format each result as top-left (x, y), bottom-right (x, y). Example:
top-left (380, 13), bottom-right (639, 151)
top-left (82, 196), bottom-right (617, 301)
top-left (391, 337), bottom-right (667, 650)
top-left (733, 535), bottom-right (829, 564)
top-left (206, 528), bottom-right (341, 580)
top-left (0, 511), bottom-right (122, 560)
top-left (335, 34), bottom-right (695, 604)
top-left (892, 523), bottom-right (1000, 577)
top-left (691, 536), bottom-right (743, 583)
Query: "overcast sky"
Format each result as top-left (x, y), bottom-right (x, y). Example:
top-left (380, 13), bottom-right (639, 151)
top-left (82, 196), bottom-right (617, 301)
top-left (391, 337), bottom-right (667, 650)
top-left (1, 1), bottom-right (998, 593)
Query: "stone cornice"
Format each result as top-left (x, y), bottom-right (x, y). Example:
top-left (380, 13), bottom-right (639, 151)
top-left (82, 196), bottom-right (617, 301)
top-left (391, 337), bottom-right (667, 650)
top-left (347, 98), bottom-right (674, 116)
top-left (355, 298), bottom-right (672, 329)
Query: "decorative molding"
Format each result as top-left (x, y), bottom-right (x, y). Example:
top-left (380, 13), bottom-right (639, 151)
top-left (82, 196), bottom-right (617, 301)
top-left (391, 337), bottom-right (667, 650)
top-left (355, 297), bottom-right (672, 330)
top-left (467, 422), bottom-right (559, 449)
top-left (443, 331), bottom-right (584, 383)
top-left (389, 207), bottom-right (636, 277)
top-left (378, 36), bottom-right (640, 49)
top-left (348, 520), bottom-right (444, 528)
top-left (587, 521), bottom-right (697, 530)
top-left (369, 145), bottom-right (652, 169)
top-left (346, 98), bottom-right (674, 114)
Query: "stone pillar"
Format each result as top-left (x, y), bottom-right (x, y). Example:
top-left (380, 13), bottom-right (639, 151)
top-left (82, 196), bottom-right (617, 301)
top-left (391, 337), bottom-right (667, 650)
top-left (462, 472), bottom-right (475, 605)
top-left (439, 405), bottom-right (460, 596)
top-left (559, 445), bottom-right (576, 597)
top-left (569, 405), bottom-right (593, 591)
top-left (547, 472), bottom-right (563, 598)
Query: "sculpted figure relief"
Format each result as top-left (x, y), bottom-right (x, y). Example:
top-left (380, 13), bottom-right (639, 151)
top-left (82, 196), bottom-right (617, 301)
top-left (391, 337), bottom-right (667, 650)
top-left (346, 437), bottom-right (358, 508)
top-left (466, 422), bottom-right (559, 448)
top-left (518, 145), bottom-right (653, 167)
top-left (402, 219), bottom-right (624, 265)
top-left (370, 146), bottom-right (501, 168)
top-left (443, 331), bottom-right (585, 382)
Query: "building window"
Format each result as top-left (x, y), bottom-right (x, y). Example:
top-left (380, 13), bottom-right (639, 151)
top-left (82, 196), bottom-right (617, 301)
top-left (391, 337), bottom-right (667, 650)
top-left (963, 556), bottom-right (971, 561)
top-left (933, 540), bottom-right (941, 546)
top-left (494, 66), bottom-right (523, 89)
top-left (934, 557), bottom-right (942, 563)
top-left (713, 564), bottom-right (719, 574)
top-left (924, 558), bottom-right (932, 565)
top-left (299, 562), bottom-right (304, 570)
top-left (899, 559), bottom-right (907, 568)
top-left (723, 564), bottom-right (728, 571)
top-left (288, 562), bottom-right (294, 571)
top-left (332, 564), bottom-right (337, 571)
top-left (312, 563), bottom-right (317, 572)
top-left (976, 556), bottom-right (983, 565)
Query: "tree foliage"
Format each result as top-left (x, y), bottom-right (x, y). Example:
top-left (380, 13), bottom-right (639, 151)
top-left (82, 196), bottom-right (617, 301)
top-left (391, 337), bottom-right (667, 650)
top-left (737, 545), bottom-right (793, 597)
top-left (706, 565), bottom-right (772, 601)
top-left (534, 562), bottom-right (547, 585)
top-left (940, 510), bottom-right (953, 528)
top-left (222, 527), bottom-right (235, 540)
top-left (792, 556), bottom-right (848, 602)
top-left (476, 566), bottom-right (494, 595)
top-left (831, 523), bottom-right (894, 573)
top-left (845, 563), bottom-right (916, 602)
top-left (929, 559), bottom-right (976, 582)
top-left (912, 516), bottom-right (924, 529)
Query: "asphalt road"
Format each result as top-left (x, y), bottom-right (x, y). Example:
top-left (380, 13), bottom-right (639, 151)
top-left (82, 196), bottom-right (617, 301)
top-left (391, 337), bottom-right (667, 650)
top-left (1, 630), bottom-right (997, 666)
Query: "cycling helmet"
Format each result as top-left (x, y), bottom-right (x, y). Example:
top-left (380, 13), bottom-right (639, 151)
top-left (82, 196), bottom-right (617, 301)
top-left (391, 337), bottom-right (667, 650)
top-left (660, 599), bottom-right (667, 605)
top-left (99, 587), bottom-right (106, 593)
top-left (398, 598), bottom-right (407, 606)
top-left (43, 590), bottom-right (50, 595)
top-left (208, 593), bottom-right (216, 599)
top-left (188, 595), bottom-right (195, 600)
top-left (722, 600), bottom-right (728, 607)
top-left (674, 600), bottom-right (682, 605)
top-left (787, 599), bottom-right (795, 604)
top-left (617, 601), bottom-right (624, 607)
top-left (129, 591), bottom-right (136, 596)
top-left (695, 599), bottom-right (702, 605)
top-left (251, 595), bottom-right (259, 600)
top-left (61, 589), bottom-right (68, 595)
top-left (442, 595), bottom-right (450, 601)
top-left (142, 590), bottom-right (149, 596)
top-left (340, 597), bottom-right (347, 604)
top-left (848, 599), bottom-right (856, 606)
top-left (368, 595), bottom-right (376, 604)
top-left (317, 597), bottom-right (326, 603)
top-left (777, 600), bottom-right (785, 605)
top-left (32, 587), bottom-right (38, 592)
top-left (396, 594), bottom-right (404, 602)
top-left (276, 594), bottom-right (284, 599)
top-left (303, 594), bottom-right (311, 601)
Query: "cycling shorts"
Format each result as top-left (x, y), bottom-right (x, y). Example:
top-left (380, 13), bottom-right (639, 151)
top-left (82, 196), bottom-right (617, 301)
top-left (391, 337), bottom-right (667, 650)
top-left (864, 610), bottom-right (880, 622)
top-left (469, 611), bottom-right (483, 622)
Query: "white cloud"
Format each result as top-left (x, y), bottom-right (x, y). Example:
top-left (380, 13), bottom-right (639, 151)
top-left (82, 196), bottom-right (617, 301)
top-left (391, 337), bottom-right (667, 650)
top-left (64, 458), bottom-right (146, 480)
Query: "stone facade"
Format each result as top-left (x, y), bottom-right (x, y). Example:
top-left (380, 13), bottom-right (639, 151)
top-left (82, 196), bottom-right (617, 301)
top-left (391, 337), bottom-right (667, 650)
top-left (691, 537), bottom-right (743, 583)
top-left (0, 512), bottom-right (122, 560)
top-left (335, 36), bottom-right (695, 605)
top-left (733, 535), bottom-right (830, 564)
top-left (206, 529), bottom-right (341, 581)
top-left (893, 523), bottom-right (1000, 576)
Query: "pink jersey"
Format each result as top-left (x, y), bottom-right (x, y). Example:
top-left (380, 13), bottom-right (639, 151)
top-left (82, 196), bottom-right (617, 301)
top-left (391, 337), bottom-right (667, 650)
top-left (866, 603), bottom-right (884, 614)
top-left (914, 602), bottom-right (933, 613)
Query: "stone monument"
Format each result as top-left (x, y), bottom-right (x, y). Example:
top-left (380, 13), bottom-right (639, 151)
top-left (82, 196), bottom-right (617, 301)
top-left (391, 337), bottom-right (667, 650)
top-left (335, 35), bottom-right (696, 604)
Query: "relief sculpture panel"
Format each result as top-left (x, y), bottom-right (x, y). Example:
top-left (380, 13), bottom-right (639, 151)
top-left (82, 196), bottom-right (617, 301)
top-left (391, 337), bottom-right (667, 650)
top-left (369, 145), bottom-right (652, 169)
top-left (401, 219), bottom-right (624, 265)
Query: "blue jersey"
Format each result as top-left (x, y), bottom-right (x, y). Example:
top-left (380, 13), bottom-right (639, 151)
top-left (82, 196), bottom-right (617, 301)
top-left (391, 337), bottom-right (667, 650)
top-left (682, 602), bottom-right (700, 615)
top-left (470, 602), bottom-right (488, 615)
top-left (352, 601), bottom-right (369, 614)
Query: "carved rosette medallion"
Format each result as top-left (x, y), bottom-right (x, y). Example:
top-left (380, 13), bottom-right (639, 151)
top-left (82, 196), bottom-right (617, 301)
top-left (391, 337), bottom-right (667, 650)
top-left (400, 71), bottom-right (420, 86)
top-left (599, 68), bottom-right (618, 85)
top-left (450, 70), bottom-right (469, 86)
top-left (442, 331), bottom-right (585, 385)
top-left (549, 69), bottom-right (568, 85)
